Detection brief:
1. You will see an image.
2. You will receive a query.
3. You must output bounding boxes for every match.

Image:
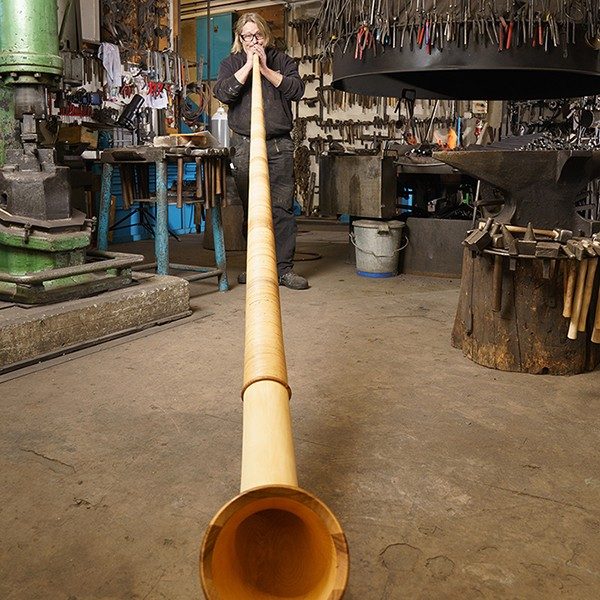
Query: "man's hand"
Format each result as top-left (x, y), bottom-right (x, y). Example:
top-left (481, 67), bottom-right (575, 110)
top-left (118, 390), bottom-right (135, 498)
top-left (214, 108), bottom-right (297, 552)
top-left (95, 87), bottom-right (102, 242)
top-left (251, 45), bottom-right (283, 87)
top-left (252, 45), bottom-right (268, 71)
top-left (234, 49), bottom-right (254, 85)
top-left (244, 47), bottom-right (255, 67)
top-left (236, 45), bottom-right (283, 88)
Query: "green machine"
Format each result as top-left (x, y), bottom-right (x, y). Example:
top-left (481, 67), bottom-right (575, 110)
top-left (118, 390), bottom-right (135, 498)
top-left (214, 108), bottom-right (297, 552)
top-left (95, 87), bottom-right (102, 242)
top-left (0, 0), bottom-right (140, 303)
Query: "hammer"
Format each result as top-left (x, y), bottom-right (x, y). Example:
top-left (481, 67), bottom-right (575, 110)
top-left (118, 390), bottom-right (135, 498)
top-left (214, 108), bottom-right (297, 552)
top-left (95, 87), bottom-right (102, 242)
top-left (563, 260), bottom-right (577, 318)
top-left (480, 223), bottom-right (572, 243)
top-left (501, 224), bottom-right (518, 271)
top-left (578, 256), bottom-right (598, 333)
top-left (567, 255), bottom-right (589, 340)
top-left (490, 224), bottom-right (503, 312)
top-left (590, 236), bottom-right (600, 343)
top-left (465, 217), bottom-right (494, 253)
top-left (592, 289), bottom-right (600, 344)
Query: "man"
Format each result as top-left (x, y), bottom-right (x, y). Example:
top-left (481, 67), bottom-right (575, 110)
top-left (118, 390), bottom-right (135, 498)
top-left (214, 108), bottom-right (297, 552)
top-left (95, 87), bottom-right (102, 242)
top-left (213, 13), bottom-right (308, 290)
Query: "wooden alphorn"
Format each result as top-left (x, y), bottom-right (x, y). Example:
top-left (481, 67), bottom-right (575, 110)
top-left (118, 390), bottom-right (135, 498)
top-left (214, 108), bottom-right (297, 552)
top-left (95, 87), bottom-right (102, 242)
top-left (200, 55), bottom-right (349, 600)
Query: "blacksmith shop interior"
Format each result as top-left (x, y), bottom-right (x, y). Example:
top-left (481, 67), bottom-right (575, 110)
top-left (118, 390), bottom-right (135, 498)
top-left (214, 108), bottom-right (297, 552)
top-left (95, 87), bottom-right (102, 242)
top-left (2, 0), bottom-right (600, 598)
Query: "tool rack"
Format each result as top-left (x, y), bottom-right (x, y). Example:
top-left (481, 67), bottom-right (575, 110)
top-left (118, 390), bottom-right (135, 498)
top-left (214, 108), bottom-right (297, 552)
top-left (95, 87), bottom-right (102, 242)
top-left (97, 146), bottom-right (229, 291)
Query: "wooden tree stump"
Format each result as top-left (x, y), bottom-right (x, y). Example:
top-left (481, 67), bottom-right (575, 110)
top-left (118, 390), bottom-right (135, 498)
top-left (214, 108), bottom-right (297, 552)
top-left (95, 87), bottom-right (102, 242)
top-left (452, 249), bottom-right (600, 375)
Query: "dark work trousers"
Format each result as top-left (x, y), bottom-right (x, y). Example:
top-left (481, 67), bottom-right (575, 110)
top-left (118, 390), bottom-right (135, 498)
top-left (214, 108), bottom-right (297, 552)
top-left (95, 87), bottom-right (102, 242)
top-left (230, 132), bottom-right (297, 277)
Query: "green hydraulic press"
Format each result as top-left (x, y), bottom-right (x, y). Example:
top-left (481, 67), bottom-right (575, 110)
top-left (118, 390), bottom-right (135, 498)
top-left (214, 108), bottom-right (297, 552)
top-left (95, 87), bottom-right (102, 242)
top-left (0, 0), bottom-right (141, 303)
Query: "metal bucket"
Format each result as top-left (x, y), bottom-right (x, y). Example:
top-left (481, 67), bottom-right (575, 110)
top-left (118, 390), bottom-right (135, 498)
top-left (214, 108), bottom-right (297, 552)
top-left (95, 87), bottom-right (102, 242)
top-left (351, 220), bottom-right (405, 278)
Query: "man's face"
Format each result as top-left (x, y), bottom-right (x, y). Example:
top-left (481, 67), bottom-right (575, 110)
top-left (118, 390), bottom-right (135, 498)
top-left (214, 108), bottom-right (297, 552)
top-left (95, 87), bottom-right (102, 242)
top-left (240, 21), bottom-right (264, 53)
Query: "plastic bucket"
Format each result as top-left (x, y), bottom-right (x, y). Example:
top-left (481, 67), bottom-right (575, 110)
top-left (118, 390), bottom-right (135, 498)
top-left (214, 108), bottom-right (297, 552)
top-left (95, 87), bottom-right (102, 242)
top-left (351, 220), bottom-right (405, 278)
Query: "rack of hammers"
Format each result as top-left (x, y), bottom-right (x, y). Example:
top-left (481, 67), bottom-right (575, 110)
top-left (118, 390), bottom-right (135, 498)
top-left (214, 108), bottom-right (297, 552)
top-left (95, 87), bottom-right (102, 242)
top-left (165, 148), bottom-right (229, 211)
top-left (465, 218), bottom-right (600, 342)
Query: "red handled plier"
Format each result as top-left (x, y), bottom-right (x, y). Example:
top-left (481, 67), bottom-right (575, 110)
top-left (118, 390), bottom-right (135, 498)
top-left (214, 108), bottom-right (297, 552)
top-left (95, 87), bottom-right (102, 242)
top-left (354, 24), bottom-right (374, 60)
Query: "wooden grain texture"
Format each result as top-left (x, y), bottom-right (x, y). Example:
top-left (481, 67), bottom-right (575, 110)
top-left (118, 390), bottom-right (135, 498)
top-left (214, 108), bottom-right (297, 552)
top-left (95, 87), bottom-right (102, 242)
top-left (242, 55), bottom-right (289, 397)
top-left (452, 250), bottom-right (598, 375)
top-left (199, 56), bottom-right (349, 600)
top-left (592, 292), bottom-right (600, 344)
top-left (241, 380), bottom-right (297, 491)
top-left (201, 486), bottom-right (348, 600)
top-left (562, 260), bottom-right (577, 318)
top-left (568, 259), bottom-right (589, 340)
top-left (578, 257), bottom-right (598, 332)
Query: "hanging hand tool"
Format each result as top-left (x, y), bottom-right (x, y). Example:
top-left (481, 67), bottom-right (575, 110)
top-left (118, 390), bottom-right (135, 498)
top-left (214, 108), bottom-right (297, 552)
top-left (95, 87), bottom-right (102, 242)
top-left (578, 255), bottom-right (598, 332)
top-left (563, 260), bottom-right (577, 318)
top-left (591, 286), bottom-right (600, 343)
top-left (464, 217), bottom-right (494, 253)
top-left (215, 158), bottom-right (222, 198)
top-left (491, 224), bottom-right (504, 312)
top-left (567, 253), bottom-right (589, 340)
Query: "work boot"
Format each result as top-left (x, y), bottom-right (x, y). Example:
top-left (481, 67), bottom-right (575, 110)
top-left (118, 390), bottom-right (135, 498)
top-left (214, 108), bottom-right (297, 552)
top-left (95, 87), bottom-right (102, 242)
top-left (237, 272), bottom-right (246, 284)
top-left (278, 271), bottom-right (309, 290)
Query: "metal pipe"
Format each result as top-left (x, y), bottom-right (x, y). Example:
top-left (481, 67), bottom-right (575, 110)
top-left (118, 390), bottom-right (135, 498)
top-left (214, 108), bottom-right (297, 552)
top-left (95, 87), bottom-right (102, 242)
top-left (154, 160), bottom-right (169, 275)
top-left (206, 0), bottom-right (211, 83)
top-left (0, 250), bottom-right (144, 284)
top-left (211, 201), bottom-right (229, 291)
top-left (97, 163), bottom-right (114, 251)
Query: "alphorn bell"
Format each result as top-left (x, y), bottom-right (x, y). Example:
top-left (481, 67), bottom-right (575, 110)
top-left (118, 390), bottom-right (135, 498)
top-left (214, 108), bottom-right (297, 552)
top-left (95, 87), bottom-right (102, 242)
top-left (200, 55), bottom-right (349, 599)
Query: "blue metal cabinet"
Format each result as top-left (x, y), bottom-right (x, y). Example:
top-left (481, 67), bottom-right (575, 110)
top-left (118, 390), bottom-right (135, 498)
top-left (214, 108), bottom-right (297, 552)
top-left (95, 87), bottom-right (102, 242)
top-left (197, 13), bottom-right (234, 81)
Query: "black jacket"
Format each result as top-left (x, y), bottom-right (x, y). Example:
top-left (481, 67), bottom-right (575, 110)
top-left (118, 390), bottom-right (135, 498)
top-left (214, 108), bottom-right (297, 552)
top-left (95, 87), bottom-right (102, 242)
top-left (213, 47), bottom-right (304, 138)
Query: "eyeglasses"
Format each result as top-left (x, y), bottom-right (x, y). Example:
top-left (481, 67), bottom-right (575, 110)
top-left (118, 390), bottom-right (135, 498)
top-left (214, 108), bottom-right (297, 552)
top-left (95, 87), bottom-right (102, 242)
top-left (240, 32), bottom-right (264, 42)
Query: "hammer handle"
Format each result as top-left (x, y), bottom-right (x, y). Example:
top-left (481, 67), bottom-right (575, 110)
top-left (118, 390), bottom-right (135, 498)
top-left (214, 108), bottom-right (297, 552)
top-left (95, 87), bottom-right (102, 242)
top-left (204, 157), bottom-right (211, 203)
top-left (568, 259), bottom-right (589, 340)
top-left (563, 261), bottom-right (577, 318)
top-left (215, 158), bottom-right (222, 196)
top-left (592, 282), bottom-right (600, 344)
top-left (492, 255), bottom-right (502, 312)
top-left (221, 159), bottom-right (227, 203)
top-left (482, 223), bottom-right (558, 239)
top-left (578, 257), bottom-right (598, 332)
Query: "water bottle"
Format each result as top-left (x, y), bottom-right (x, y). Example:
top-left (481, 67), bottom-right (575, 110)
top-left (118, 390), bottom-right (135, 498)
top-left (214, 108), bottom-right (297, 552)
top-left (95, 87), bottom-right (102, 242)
top-left (210, 105), bottom-right (230, 148)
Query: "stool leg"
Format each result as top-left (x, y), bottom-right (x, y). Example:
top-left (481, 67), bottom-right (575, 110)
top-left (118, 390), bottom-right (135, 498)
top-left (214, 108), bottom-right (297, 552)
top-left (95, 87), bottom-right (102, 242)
top-left (97, 163), bottom-right (114, 251)
top-left (155, 160), bottom-right (169, 275)
top-left (212, 200), bottom-right (229, 291)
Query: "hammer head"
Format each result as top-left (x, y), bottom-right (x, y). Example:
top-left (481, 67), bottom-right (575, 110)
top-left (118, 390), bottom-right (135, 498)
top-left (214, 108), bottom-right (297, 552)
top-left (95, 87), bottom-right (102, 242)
top-left (567, 240), bottom-right (584, 261)
top-left (535, 241), bottom-right (561, 259)
top-left (501, 224), bottom-right (518, 256)
top-left (463, 229), bottom-right (491, 252)
top-left (554, 229), bottom-right (572, 243)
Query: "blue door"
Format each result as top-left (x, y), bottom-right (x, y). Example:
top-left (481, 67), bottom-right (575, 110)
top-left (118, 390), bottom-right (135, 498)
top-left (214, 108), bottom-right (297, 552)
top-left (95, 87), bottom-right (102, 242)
top-left (196, 13), bottom-right (234, 81)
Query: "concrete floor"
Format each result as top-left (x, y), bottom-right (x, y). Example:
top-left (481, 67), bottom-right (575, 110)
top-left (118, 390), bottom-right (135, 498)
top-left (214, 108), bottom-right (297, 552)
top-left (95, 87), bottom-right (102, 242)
top-left (1, 224), bottom-right (599, 600)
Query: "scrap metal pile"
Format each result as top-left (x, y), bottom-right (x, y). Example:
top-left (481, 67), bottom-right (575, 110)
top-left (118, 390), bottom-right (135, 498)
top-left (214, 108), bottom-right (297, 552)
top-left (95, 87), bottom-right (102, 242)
top-left (464, 218), bottom-right (600, 342)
